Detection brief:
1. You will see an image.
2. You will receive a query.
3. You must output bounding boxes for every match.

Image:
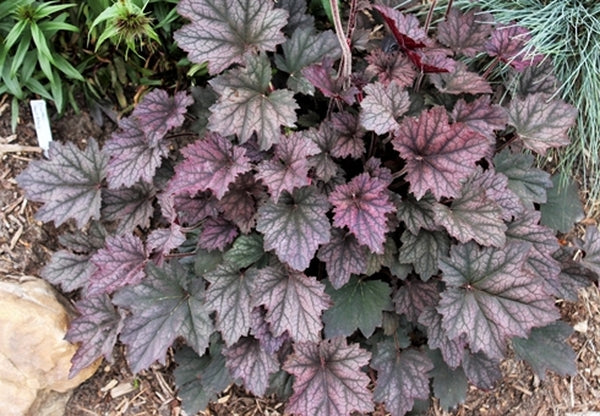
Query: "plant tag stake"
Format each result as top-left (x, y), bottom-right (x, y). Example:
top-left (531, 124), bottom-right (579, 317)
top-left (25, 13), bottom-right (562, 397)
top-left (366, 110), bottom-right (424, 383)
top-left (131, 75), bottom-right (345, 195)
top-left (30, 99), bottom-right (53, 157)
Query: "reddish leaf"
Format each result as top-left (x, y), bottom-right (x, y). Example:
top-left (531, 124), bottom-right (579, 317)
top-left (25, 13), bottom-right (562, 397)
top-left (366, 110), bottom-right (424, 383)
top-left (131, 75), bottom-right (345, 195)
top-left (250, 307), bottom-right (288, 354)
top-left (205, 264), bottom-right (255, 345)
top-left (330, 112), bottom-right (366, 159)
top-left (408, 48), bottom-right (456, 73)
top-left (168, 133), bottom-right (251, 199)
top-left (283, 338), bottom-right (373, 416)
top-left (365, 49), bottom-right (417, 87)
top-left (132, 89), bottom-right (193, 142)
top-left (256, 132), bottom-right (320, 201)
top-left (437, 8), bottom-right (493, 57)
top-left (257, 186), bottom-right (331, 271)
top-left (451, 96), bottom-right (508, 141)
top-left (393, 279), bottom-right (440, 322)
top-left (438, 242), bottom-right (559, 359)
top-left (198, 217), bottom-right (239, 251)
top-left (360, 81), bottom-right (410, 134)
top-left (329, 173), bottom-right (395, 254)
top-left (508, 93), bottom-right (577, 155)
top-left (373, 5), bottom-right (431, 50)
top-left (419, 307), bottom-right (465, 369)
top-left (251, 265), bottom-right (330, 342)
top-left (112, 262), bottom-right (213, 373)
top-left (16, 138), bottom-right (107, 228)
top-left (88, 234), bottom-right (148, 296)
top-left (105, 117), bottom-right (169, 189)
top-left (372, 341), bottom-right (433, 416)
top-left (218, 172), bottom-right (266, 234)
top-left (147, 225), bottom-right (186, 256)
top-left (224, 337), bottom-right (279, 396)
top-left (430, 62), bottom-right (492, 95)
top-left (302, 59), bottom-right (359, 105)
top-left (102, 182), bottom-right (155, 233)
top-left (317, 228), bottom-right (368, 289)
top-left (208, 54), bottom-right (299, 150)
top-left (433, 183), bottom-right (507, 247)
top-left (485, 25), bottom-right (543, 71)
top-left (66, 295), bottom-right (122, 377)
top-left (171, 191), bottom-right (220, 226)
top-left (392, 106), bottom-right (491, 200)
top-left (175, 0), bottom-right (287, 74)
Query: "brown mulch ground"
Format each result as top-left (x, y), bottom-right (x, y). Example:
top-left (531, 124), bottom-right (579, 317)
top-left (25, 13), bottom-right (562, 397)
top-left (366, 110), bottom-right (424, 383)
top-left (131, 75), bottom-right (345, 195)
top-left (1, 95), bottom-right (600, 416)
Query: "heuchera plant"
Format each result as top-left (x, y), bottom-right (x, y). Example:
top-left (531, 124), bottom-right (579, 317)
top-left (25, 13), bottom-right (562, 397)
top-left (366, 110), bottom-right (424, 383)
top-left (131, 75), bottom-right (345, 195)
top-left (17, 0), bottom-right (600, 414)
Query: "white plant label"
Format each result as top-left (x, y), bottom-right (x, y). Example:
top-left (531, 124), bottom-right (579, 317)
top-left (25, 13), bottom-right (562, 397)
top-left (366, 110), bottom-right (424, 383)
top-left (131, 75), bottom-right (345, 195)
top-left (30, 99), bottom-right (53, 157)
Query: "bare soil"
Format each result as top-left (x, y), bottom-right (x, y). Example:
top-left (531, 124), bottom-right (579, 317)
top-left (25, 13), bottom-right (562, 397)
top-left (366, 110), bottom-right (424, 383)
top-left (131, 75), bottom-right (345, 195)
top-left (1, 96), bottom-right (599, 416)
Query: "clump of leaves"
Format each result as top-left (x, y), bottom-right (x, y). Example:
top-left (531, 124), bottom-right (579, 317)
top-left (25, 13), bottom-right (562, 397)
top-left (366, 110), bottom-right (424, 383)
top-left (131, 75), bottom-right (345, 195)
top-left (17, 1), bottom-right (600, 415)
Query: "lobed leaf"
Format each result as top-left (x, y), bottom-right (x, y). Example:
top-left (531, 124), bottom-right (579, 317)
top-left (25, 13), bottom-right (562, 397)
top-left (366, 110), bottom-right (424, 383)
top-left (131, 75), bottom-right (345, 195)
top-left (16, 138), bottom-right (107, 228)
top-left (219, 172), bottom-right (266, 233)
top-left (360, 81), bottom-right (410, 135)
top-left (329, 112), bottom-right (366, 159)
top-left (42, 250), bottom-right (96, 293)
top-left (112, 262), bottom-right (213, 373)
top-left (392, 106), bottom-right (491, 200)
top-left (131, 90), bottom-right (192, 142)
top-left (396, 194), bottom-right (440, 234)
top-left (224, 337), bottom-right (279, 396)
top-left (485, 25), bottom-right (542, 71)
top-left (175, 0), bottom-right (288, 74)
top-left (398, 229), bottom-right (449, 281)
top-left (540, 174), bottom-right (585, 233)
top-left (317, 227), bottom-right (368, 289)
top-left (251, 265), bottom-right (330, 343)
top-left (451, 96), bottom-right (508, 141)
top-left (430, 62), bottom-right (492, 95)
top-left (393, 279), bottom-right (440, 322)
top-left (198, 216), bottom-right (238, 251)
top-left (462, 351), bottom-right (501, 390)
top-left (437, 8), bottom-right (493, 57)
top-left (283, 338), bottom-right (373, 416)
top-left (581, 226), bottom-right (600, 276)
top-left (419, 307), bottom-right (466, 369)
top-left (365, 49), bottom-right (417, 87)
top-left (438, 242), bottom-right (559, 359)
top-left (101, 182), bottom-right (155, 233)
top-left (257, 186), bottom-right (331, 271)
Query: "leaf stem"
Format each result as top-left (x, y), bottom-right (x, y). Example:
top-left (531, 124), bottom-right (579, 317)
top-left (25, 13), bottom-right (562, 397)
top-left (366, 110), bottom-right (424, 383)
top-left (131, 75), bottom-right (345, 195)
top-left (330, 0), bottom-right (352, 86)
top-left (345, 0), bottom-right (359, 42)
top-left (424, 0), bottom-right (437, 33)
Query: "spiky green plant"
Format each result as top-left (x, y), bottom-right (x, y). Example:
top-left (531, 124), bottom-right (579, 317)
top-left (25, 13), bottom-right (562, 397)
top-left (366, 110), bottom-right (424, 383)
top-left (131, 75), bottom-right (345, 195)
top-left (450, 0), bottom-right (600, 218)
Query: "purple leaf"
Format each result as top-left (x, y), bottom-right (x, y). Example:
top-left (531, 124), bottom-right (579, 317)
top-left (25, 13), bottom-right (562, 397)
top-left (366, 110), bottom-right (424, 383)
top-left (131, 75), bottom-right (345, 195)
top-left (132, 89), bottom-right (193, 141)
top-left (360, 81), bottom-right (410, 134)
top-left (398, 229), bottom-right (449, 281)
top-left (330, 112), bottom-right (366, 159)
top-left (438, 242), bottom-right (559, 359)
top-left (396, 194), bottom-right (440, 234)
top-left (168, 133), bottom-right (251, 199)
top-left (581, 226), bottom-right (600, 276)
top-left (147, 224), bottom-right (186, 256)
top-left (462, 351), bottom-right (501, 390)
top-left (302, 59), bottom-right (359, 105)
top-left (552, 247), bottom-right (598, 302)
top-left (250, 307), bottom-right (287, 354)
top-left (224, 337), bottom-right (279, 396)
top-left (433, 183), bottom-right (507, 247)
top-left (112, 261), bottom-right (213, 373)
top-left (430, 62), bottom-right (492, 95)
top-left (322, 276), bottom-right (392, 338)
top-left (16, 138), bottom-right (107, 228)
top-left (485, 25), bottom-right (543, 71)
top-left (102, 182), bottom-right (155, 233)
top-left (493, 149), bottom-right (552, 206)
top-left (508, 93), bottom-right (578, 155)
top-left (208, 54), bottom-right (298, 150)
top-left (372, 341), bottom-right (433, 416)
top-left (467, 167), bottom-right (523, 221)
top-left (512, 322), bottom-right (576, 380)
top-left (104, 117), bottom-right (169, 189)
top-left (317, 228), bottom-right (368, 289)
top-left (174, 0), bottom-right (288, 74)
top-left (437, 8), bottom-right (493, 57)
top-left (451, 96), bottom-right (508, 141)
top-left (198, 216), bottom-right (238, 251)
top-left (373, 5), bottom-right (431, 50)
top-left (218, 172), bottom-right (266, 234)
top-left (283, 338), bottom-right (373, 416)
top-left (65, 295), bottom-right (122, 377)
top-left (88, 234), bottom-right (148, 296)
top-left (393, 279), bottom-right (440, 322)
top-left (170, 191), bottom-right (220, 225)
top-left (205, 264), bottom-right (255, 346)
top-left (408, 48), bottom-right (456, 74)
top-left (392, 106), bottom-right (491, 200)
top-left (513, 60), bottom-right (558, 97)
top-left (42, 251), bottom-right (96, 293)
top-left (304, 124), bottom-right (340, 182)
top-left (276, 0), bottom-right (314, 34)
top-left (419, 307), bottom-right (466, 369)
top-left (506, 210), bottom-right (561, 295)
top-left (275, 27), bottom-right (341, 94)
top-left (365, 49), bottom-right (417, 87)
top-left (251, 265), bottom-right (330, 342)
top-left (257, 186), bottom-right (331, 271)
top-left (256, 132), bottom-right (320, 201)
top-left (329, 173), bottom-right (395, 254)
